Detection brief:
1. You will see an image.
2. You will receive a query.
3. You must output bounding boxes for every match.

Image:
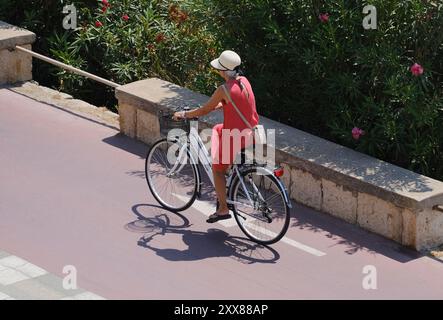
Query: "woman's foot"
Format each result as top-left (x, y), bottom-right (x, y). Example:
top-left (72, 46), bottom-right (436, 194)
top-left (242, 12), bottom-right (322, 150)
top-left (206, 208), bottom-right (231, 223)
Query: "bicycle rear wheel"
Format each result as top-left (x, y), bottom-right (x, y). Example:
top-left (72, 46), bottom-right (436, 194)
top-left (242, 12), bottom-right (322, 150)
top-left (145, 138), bottom-right (198, 211)
top-left (230, 167), bottom-right (290, 245)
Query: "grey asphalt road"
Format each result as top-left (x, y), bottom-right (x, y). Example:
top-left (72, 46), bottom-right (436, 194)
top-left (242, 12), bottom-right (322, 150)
top-left (1, 87), bottom-right (443, 299)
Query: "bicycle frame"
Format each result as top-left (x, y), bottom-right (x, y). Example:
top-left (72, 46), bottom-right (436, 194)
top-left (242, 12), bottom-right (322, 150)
top-left (166, 123), bottom-right (260, 209)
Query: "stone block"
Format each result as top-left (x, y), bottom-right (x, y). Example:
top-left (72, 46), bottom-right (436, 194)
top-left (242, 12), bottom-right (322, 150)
top-left (118, 103), bottom-right (136, 138)
top-left (290, 168), bottom-right (322, 211)
top-left (415, 208), bottom-right (443, 251)
top-left (136, 109), bottom-right (160, 145)
top-left (0, 44), bottom-right (33, 84)
top-left (357, 193), bottom-right (403, 243)
top-left (322, 179), bottom-right (357, 224)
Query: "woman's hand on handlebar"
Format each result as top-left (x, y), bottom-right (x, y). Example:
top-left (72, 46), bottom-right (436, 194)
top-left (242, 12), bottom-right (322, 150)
top-left (172, 111), bottom-right (186, 121)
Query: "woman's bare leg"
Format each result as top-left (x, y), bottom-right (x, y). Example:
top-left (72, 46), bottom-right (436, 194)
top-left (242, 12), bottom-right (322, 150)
top-left (213, 167), bottom-right (230, 215)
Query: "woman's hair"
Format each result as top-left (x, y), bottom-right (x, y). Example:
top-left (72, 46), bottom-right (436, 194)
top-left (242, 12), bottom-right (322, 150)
top-left (225, 66), bottom-right (244, 79)
top-left (225, 70), bottom-right (238, 79)
top-left (224, 66), bottom-right (247, 92)
top-left (235, 66), bottom-right (244, 76)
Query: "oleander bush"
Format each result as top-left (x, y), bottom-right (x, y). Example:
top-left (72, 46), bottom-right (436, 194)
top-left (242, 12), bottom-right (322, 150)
top-left (0, 0), bottom-right (222, 109)
top-left (209, 0), bottom-right (443, 179)
top-left (49, 0), bottom-right (222, 106)
top-left (0, 0), bottom-right (105, 104)
top-left (1, 0), bottom-right (442, 180)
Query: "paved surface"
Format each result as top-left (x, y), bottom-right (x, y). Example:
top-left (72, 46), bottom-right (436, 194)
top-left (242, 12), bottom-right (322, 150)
top-left (1, 87), bottom-right (443, 299)
top-left (0, 250), bottom-right (104, 300)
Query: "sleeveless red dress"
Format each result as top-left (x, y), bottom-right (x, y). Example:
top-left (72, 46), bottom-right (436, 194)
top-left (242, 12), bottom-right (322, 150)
top-left (211, 76), bottom-right (259, 171)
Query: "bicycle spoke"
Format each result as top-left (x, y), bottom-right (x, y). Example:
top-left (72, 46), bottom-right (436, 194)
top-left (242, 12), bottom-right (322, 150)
top-left (146, 139), bottom-right (197, 211)
top-left (232, 169), bottom-right (289, 244)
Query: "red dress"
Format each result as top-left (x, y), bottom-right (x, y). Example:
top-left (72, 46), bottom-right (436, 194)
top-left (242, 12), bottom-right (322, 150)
top-left (211, 76), bottom-right (259, 171)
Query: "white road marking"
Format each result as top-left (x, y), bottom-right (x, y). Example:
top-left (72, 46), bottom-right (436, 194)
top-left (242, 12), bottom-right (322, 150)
top-left (172, 193), bottom-right (237, 227)
top-left (172, 194), bottom-right (326, 256)
top-left (244, 223), bottom-right (326, 257)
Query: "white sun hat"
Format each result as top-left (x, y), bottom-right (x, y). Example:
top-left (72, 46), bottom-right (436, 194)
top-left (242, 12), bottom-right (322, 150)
top-left (210, 50), bottom-right (241, 71)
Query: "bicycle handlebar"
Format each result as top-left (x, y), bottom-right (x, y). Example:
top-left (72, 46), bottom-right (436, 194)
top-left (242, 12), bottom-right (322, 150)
top-left (162, 104), bottom-right (200, 121)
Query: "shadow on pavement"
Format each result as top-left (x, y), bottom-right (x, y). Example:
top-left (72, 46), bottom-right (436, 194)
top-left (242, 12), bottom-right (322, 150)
top-left (289, 201), bottom-right (422, 263)
top-left (125, 204), bottom-right (280, 264)
top-left (103, 132), bottom-right (148, 159)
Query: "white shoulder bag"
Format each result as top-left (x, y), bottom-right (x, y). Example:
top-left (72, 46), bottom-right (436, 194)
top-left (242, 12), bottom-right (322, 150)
top-left (221, 84), bottom-right (266, 145)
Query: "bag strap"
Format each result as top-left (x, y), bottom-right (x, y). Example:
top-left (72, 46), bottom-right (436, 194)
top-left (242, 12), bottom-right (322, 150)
top-left (221, 84), bottom-right (255, 131)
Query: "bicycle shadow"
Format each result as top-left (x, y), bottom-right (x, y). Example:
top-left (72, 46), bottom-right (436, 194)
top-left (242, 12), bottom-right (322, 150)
top-left (125, 204), bottom-right (280, 264)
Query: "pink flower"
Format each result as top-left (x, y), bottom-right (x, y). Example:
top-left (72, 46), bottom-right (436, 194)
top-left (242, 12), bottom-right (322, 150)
top-left (410, 63), bottom-right (424, 76)
top-left (102, 0), bottom-right (110, 7)
top-left (95, 21), bottom-right (103, 28)
top-left (122, 14), bottom-right (129, 21)
top-left (352, 127), bottom-right (365, 140)
top-left (319, 13), bottom-right (329, 23)
top-left (101, 6), bottom-right (107, 13)
top-left (155, 33), bottom-right (166, 43)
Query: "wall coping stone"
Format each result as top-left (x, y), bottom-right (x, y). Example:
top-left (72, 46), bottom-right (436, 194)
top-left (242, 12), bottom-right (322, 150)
top-left (0, 21), bottom-right (36, 50)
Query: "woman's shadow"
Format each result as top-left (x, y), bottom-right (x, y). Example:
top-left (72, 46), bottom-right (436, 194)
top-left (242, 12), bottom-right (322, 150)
top-left (126, 204), bottom-right (280, 264)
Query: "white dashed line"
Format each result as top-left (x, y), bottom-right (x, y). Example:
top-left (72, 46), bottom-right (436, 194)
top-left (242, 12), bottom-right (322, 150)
top-left (244, 223), bottom-right (326, 256)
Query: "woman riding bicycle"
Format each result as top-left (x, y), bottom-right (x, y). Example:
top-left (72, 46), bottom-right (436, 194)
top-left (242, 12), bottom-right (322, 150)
top-left (173, 50), bottom-right (259, 223)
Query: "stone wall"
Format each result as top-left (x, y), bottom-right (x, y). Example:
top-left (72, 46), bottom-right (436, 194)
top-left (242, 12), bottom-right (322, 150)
top-left (0, 21), bottom-right (36, 84)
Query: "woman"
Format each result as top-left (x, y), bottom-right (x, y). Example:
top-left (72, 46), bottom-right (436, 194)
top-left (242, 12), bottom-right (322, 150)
top-left (173, 50), bottom-right (259, 223)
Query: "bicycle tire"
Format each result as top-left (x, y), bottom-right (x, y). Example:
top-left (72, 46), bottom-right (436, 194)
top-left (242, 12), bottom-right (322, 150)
top-left (145, 138), bottom-right (199, 211)
top-left (229, 167), bottom-right (290, 245)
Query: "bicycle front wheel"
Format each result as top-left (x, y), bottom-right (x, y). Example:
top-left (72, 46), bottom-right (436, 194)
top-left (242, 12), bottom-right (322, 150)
top-left (145, 138), bottom-right (199, 211)
top-left (230, 167), bottom-right (290, 245)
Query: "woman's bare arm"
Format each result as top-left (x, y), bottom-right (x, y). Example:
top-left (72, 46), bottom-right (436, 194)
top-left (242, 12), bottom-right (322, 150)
top-left (173, 86), bottom-right (225, 119)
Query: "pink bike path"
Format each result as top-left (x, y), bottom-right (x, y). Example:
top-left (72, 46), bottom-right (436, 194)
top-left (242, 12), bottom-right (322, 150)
top-left (1, 87), bottom-right (443, 299)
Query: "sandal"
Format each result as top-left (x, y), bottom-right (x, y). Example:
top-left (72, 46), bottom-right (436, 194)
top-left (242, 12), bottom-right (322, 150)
top-left (206, 213), bottom-right (232, 223)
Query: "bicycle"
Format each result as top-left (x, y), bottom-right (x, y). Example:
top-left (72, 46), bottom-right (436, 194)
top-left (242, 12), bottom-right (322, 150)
top-left (144, 105), bottom-right (292, 245)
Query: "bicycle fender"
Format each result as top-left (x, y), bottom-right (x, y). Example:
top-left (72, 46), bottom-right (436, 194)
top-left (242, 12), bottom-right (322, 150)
top-left (239, 166), bottom-right (292, 209)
